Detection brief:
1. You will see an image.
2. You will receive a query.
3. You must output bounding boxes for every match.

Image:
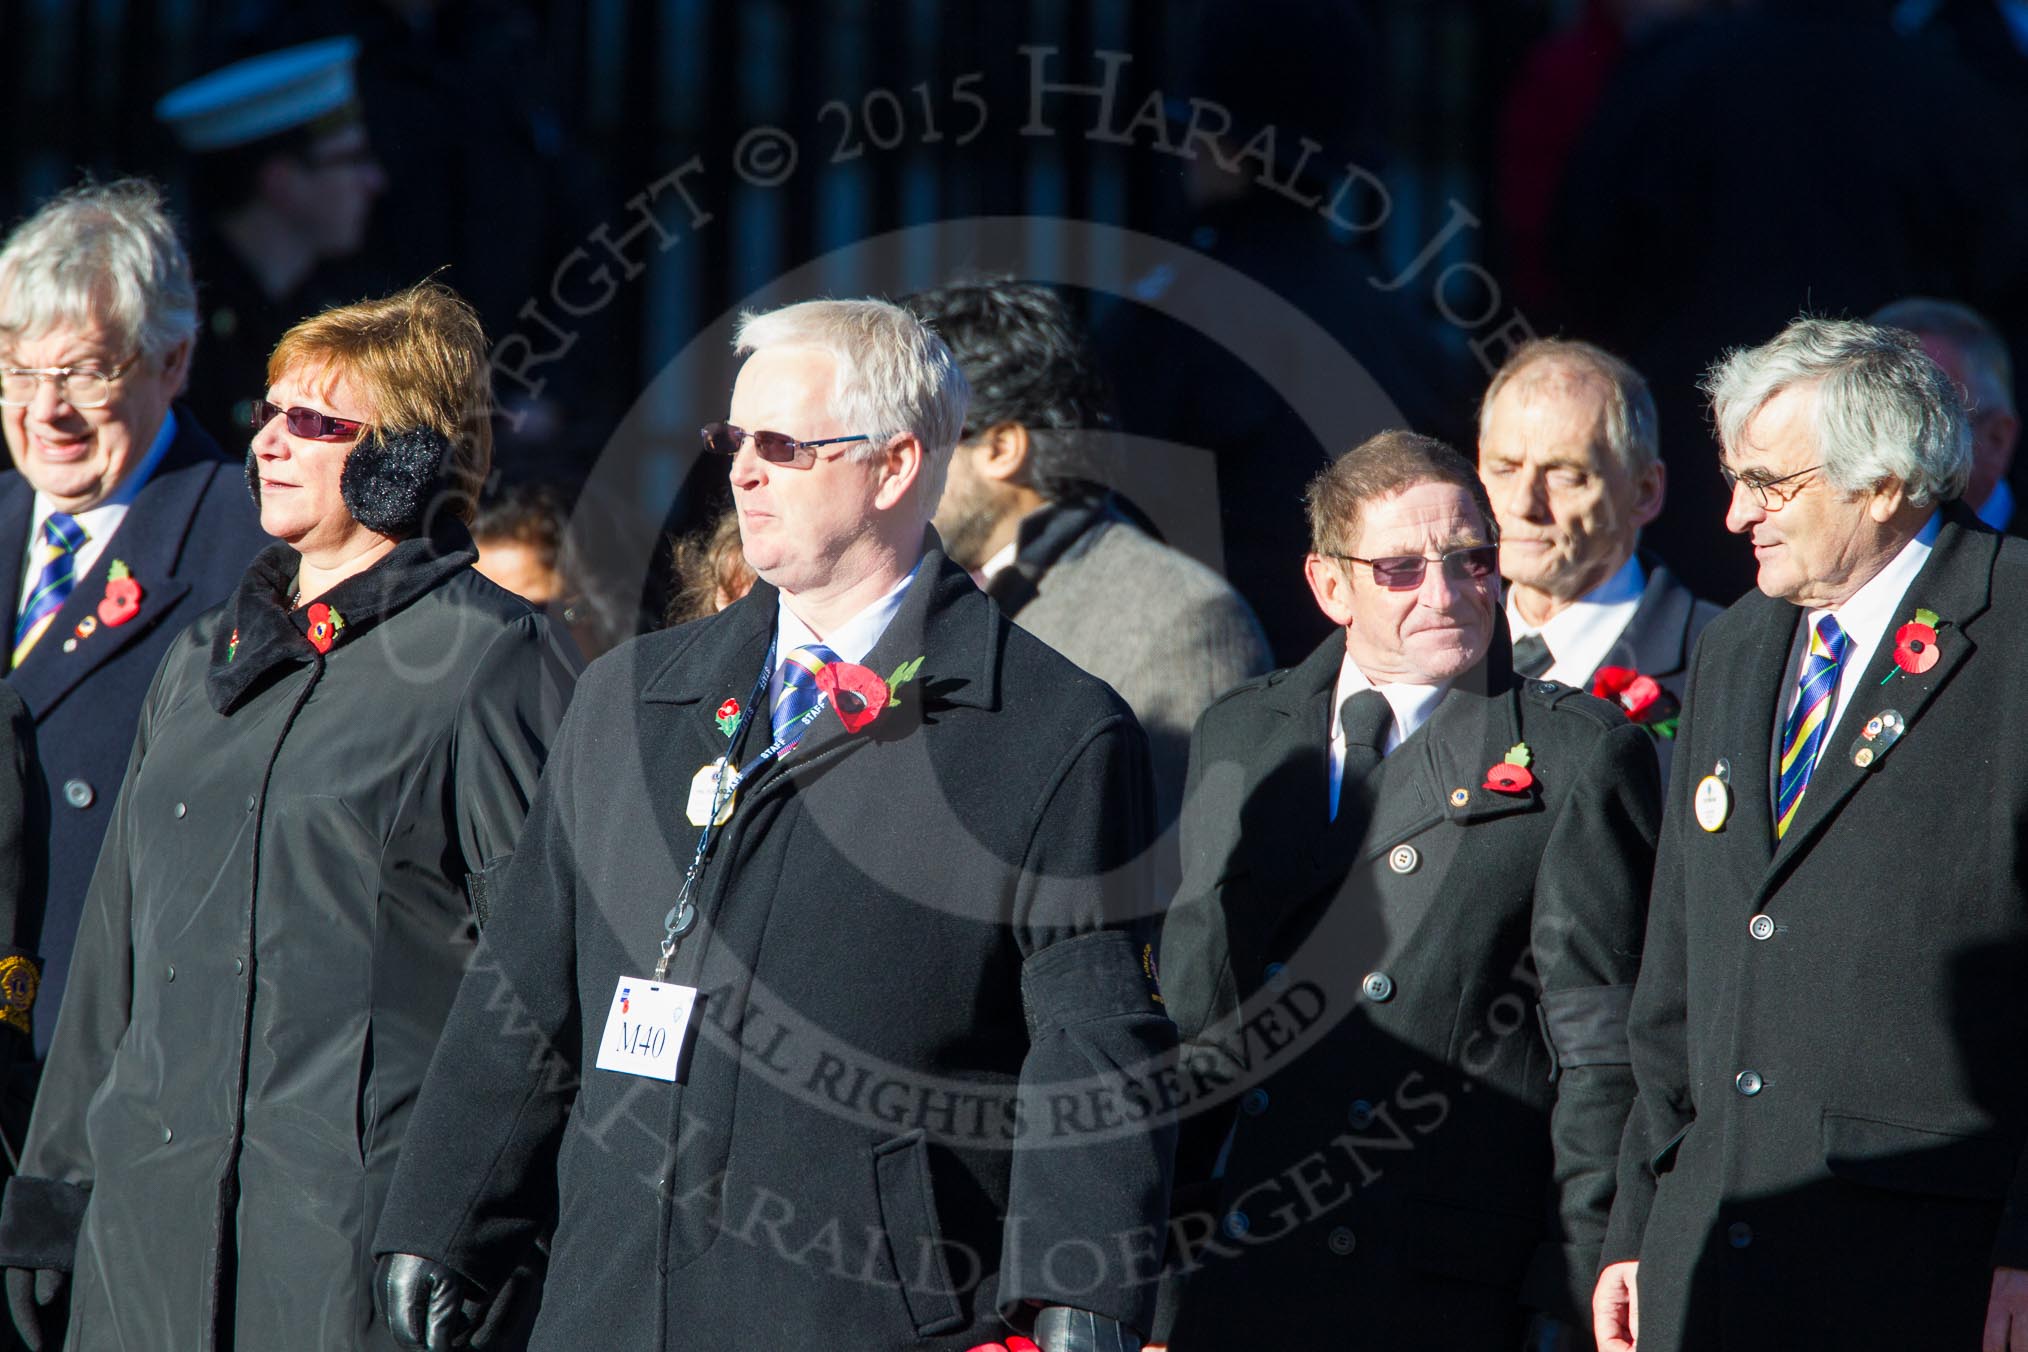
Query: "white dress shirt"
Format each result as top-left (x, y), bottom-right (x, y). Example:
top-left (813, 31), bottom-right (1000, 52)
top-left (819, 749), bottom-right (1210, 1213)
top-left (1506, 551), bottom-right (1646, 688)
top-left (1327, 648), bottom-right (1449, 820)
top-left (766, 557), bottom-right (922, 716)
top-left (1779, 512), bottom-right (1940, 753)
top-left (19, 409), bottom-right (179, 617)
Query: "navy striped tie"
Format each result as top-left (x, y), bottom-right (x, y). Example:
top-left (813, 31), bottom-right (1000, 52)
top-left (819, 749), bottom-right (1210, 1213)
top-left (13, 512), bottom-right (87, 666)
top-left (773, 644), bottom-right (841, 740)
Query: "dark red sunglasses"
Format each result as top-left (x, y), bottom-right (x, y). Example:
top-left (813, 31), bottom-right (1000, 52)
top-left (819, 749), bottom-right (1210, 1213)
top-left (249, 398), bottom-right (365, 440)
top-left (1334, 544), bottom-right (1500, 591)
top-left (700, 421), bottom-right (871, 469)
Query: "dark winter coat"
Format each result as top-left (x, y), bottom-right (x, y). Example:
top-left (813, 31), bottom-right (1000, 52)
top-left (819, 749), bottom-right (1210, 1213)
top-left (0, 409), bottom-right (268, 1053)
top-left (1603, 507), bottom-right (2028, 1350)
top-left (0, 520), bottom-right (574, 1351)
top-left (372, 539), bottom-right (1178, 1350)
top-left (1159, 634), bottom-right (1660, 1349)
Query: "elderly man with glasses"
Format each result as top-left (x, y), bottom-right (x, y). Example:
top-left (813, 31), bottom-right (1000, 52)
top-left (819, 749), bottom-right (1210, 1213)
top-left (372, 298), bottom-right (1175, 1352)
top-left (1158, 430), bottom-right (1660, 1350)
top-left (0, 179), bottom-right (265, 1072)
top-left (1594, 316), bottom-right (2028, 1352)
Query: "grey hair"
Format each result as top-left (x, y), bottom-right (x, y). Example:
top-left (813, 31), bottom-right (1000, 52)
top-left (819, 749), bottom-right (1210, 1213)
top-left (733, 298), bottom-right (970, 506)
top-left (1477, 336), bottom-right (1659, 476)
top-left (1868, 296), bottom-right (2015, 420)
top-left (1704, 315), bottom-right (1971, 507)
top-left (0, 179), bottom-right (199, 364)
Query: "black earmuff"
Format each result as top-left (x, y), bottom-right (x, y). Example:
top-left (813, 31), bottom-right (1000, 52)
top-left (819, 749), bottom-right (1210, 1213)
top-left (338, 426), bottom-right (454, 534)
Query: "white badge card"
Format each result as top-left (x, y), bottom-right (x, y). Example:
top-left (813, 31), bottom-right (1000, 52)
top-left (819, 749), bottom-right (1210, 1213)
top-left (686, 759), bottom-right (737, 828)
top-left (594, 977), bottom-right (700, 1082)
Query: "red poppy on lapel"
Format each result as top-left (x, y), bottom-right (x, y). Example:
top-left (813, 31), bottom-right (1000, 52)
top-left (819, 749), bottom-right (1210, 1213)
top-left (97, 559), bottom-right (143, 626)
top-left (1890, 608), bottom-right (1942, 677)
top-left (305, 603), bottom-right (345, 654)
top-left (812, 660), bottom-right (891, 733)
top-left (1591, 665), bottom-right (1682, 738)
top-left (1483, 741), bottom-right (1535, 794)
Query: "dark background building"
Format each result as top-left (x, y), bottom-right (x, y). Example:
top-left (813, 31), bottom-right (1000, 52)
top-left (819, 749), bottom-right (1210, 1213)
top-left (6, 0), bottom-right (2020, 646)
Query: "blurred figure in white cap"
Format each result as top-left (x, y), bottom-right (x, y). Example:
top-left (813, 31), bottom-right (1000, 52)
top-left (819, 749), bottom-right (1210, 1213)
top-left (157, 37), bottom-right (387, 440)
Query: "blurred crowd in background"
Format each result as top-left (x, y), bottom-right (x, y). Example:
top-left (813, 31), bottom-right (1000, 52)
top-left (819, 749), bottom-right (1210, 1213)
top-left (8, 0), bottom-right (2025, 666)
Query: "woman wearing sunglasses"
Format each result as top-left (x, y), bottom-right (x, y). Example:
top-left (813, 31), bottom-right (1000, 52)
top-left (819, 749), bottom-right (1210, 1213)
top-left (0, 281), bottom-right (573, 1351)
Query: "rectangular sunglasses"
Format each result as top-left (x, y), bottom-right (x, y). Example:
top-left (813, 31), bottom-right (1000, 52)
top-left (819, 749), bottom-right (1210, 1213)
top-left (700, 421), bottom-right (871, 469)
top-left (1338, 544), bottom-right (1500, 590)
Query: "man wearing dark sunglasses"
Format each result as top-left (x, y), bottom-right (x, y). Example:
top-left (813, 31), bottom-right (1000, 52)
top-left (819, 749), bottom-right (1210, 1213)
top-left (1160, 430), bottom-right (1660, 1351)
top-left (374, 298), bottom-right (1174, 1352)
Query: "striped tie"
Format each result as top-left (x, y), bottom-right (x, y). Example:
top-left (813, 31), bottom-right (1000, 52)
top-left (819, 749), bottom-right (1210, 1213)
top-left (12, 512), bottom-right (87, 667)
top-left (773, 644), bottom-right (840, 740)
top-left (1774, 613), bottom-right (1849, 838)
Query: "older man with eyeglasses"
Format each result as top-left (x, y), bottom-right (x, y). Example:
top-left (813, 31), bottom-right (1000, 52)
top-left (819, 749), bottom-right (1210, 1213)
top-left (0, 179), bottom-right (265, 1077)
top-left (1593, 316), bottom-right (2028, 1352)
top-left (1158, 429), bottom-right (1659, 1351)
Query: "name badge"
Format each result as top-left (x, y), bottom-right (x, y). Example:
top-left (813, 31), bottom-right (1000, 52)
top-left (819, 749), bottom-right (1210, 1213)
top-left (1694, 773), bottom-right (1731, 833)
top-left (594, 977), bottom-right (699, 1082)
top-left (686, 759), bottom-right (736, 828)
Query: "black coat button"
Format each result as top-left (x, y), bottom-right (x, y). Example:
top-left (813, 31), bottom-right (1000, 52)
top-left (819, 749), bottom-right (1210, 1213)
top-left (1749, 914), bottom-right (1776, 941)
top-left (1327, 1227), bottom-right (1356, 1255)
top-left (63, 779), bottom-right (93, 809)
top-left (1241, 1088), bottom-right (1269, 1116)
top-left (1362, 971), bottom-right (1395, 1002)
top-left (1728, 1221), bottom-right (1753, 1248)
top-left (1735, 1069), bottom-right (1764, 1096)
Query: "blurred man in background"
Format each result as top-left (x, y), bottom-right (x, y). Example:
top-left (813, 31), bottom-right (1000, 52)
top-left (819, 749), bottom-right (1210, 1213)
top-left (157, 37), bottom-right (386, 440)
top-left (911, 277), bottom-right (1270, 892)
top-left (1872, 296), bottom-right (2021, 535)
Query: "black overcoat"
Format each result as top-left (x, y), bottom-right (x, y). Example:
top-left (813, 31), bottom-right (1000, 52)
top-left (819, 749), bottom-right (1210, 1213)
top-left (1159, 634), bottom-right (1660, 1349)
top-left (1603, 507), bottom-right (2028, 1350)
top-left (0, 523), bottom-right (574, 1351)
top-left (0, 408), bottom-right (268, 1052)
top-left (372, 541), bottom-right (1178, 1350)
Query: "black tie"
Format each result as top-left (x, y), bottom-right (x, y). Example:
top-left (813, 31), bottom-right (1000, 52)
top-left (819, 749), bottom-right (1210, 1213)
top-left (1511, 632), bottom-right (1554, 679)
top-left (1339, 689), bottom-right (1394, 792)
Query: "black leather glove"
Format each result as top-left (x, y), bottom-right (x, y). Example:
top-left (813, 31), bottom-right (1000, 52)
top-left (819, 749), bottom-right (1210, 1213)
top-left (1032, 1306), bottom-right (1143, 1352)
top-left (5, 1266), bottom-right (65, 1351)
top-left (375, 1252), bottom-right (485, 1351)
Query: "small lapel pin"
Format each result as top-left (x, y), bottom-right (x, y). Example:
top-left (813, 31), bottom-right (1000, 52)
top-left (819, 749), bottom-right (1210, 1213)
top-left (1849, 708), bottom-right (1906, 769)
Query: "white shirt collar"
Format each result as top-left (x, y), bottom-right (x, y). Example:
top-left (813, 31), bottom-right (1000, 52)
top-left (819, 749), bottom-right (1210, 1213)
top-left (768, 557), bottom-right (923, 709)
top-left (1328, 647), bottom-right (1449, 820)
top-left (1788, 511), bottom-right (1940, 740)
top-left (977, 539), bottom-right (1018, 586)
top-left (1505, 551), bottom-right (1646, 687)
top-left (1979, 479), bottom-right (2014, 533)
top-left (22, 409), bottom-right (178, 610)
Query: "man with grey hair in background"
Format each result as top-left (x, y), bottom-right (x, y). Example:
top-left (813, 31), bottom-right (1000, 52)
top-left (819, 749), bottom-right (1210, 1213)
top-left (1594, 315), bottom-right (2028, 1352)
top-left (1477, 338), bottom-right (1723, 782)
top-left (1872, 296), bottom-right (2022, 537)
top-left (909, 277), bottom-right (1270, 894)
top-left (0, 179), bottom-right (264, 1075)
top-left (373, 298), bottom-right (1174, 1352)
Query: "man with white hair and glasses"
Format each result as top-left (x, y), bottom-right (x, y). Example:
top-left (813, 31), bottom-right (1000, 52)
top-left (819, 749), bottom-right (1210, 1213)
top-left (0, 179), bottom-right (264, 1068)
top-left (1594, 316), bottom-right (2028, 1352)
top-left (373, 299), bottom-right (1174, 1352)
